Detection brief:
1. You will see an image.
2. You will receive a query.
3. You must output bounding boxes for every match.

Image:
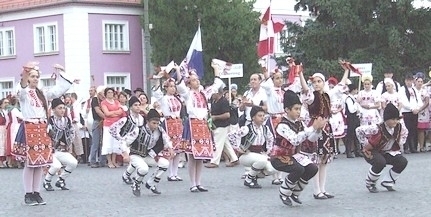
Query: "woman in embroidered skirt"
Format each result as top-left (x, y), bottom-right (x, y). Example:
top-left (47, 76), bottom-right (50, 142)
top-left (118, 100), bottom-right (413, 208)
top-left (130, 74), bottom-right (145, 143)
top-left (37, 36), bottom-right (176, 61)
top-left (153, 77), bottom-right (185, 181)
top-left (176, 64), bottom-right (225, 192)
top-left (100, 87), bottom-right (126, 168)
top-left (12, 62), bottom-right (73, 205)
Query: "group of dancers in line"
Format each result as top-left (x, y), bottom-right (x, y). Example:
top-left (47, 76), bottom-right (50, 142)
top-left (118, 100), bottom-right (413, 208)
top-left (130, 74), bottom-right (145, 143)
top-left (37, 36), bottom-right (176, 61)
top-left (13, 59), bottom-right (408, 207)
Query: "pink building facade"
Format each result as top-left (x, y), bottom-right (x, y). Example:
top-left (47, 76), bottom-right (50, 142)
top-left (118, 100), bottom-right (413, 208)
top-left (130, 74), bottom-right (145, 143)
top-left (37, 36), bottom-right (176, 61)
top-left (0, 0), bottom-right (146, 101)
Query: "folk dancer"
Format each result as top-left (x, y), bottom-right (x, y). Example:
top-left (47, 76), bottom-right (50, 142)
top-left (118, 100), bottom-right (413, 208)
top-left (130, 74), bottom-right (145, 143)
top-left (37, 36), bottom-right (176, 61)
top-left (152, 78), bottom-right (184, 181)
top-left (327, 76), bottom-right (347, 155)
top-left (270, 90), bottom-right (325, 206)
top-left (109, 96), bottom-right (144, 184)
top-left (356, 103), bottom-right (408, 193)
top-left (298, 64), bottom-right (349, 199)
top-left (111, 106), bottom-right (174, 196)
top-left (176, 64), bottom-right (225, 192)
top-left (12, 62), bottom-right (73, 205)
top-left (43, 98), bottom-right (78, 191)
top-left (261, 68), bottom-right (286, 185)
top-left (380, 78), bottom-right (403, 115)
top-left (228, 106), bottom-right (276, 189)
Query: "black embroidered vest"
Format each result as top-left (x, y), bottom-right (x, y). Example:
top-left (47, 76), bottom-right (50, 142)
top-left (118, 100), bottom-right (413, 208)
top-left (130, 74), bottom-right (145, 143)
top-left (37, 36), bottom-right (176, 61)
top-left (308, 91), bottom-right (331, 119)
top-left (272, 118), bottom-right (303, 157)
top-left (369, 123), bottom-right (401, 151)
top-left (48, 116), bottom-right (73, 151)
top-left (129, 126), bottom-right (164, 157)
top-left (240, 123), bottom-right (268, 152)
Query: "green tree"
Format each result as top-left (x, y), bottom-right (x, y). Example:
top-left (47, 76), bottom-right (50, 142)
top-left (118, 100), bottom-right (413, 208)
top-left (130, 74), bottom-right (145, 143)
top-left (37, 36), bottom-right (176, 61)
top-left (284, 0), bottom-right (431, 83)
top-left (148, 0), bottom-right (261, 89)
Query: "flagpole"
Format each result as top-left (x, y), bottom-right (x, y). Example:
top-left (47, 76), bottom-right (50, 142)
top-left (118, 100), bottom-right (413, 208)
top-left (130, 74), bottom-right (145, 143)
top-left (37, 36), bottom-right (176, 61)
top-left (267, 0), bottom-right (272, 74)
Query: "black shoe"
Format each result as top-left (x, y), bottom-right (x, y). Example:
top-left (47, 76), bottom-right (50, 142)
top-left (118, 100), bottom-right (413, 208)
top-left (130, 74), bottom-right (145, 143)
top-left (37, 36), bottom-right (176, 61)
top-left (167, 176), bottom-right (178, 181)
top-left (32, 192), bottom-right (46, 205)
top-left (404, 150), bottom-right (411, 154)
top-left (43, 182), bottom-right (54, 191)
top-left (366, 184), bottom-right (379, 193)
top-left (55, 178), bottom-right (69, 190)
top-left (355, 152), bottom-right (364, 157)
top-left (90, 163), bottom-right (100, 168)
top-left (381, 182), bottom-right (396, 191)
top-left (190, 186), bottom-right (199, 193)
top-left (290, 194), bottom-right (302, 204)
top-left (244, 179), bottom-right (262, 189)
top-left (196, 185), bottom-right (208, 192)
top-left (131, 182), bottom-right (141, 197)
top-left (313, 192), bottom-right (328, 199)
top-left (122, 176), bottom-right (133, 185)
top-left (280, 195), bottom-right (293, 206)
top-left (24, 193), bottom-right (38, 206)
top-left (323, 192), bottom-right (334, 198)
top-left (145, 183), bottom-right (161, 194)
top-left (346, 154), bottom-right (355, 158)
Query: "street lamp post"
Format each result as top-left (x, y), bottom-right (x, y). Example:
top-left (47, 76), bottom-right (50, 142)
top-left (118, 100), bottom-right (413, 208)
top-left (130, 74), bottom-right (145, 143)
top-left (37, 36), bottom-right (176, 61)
top-left (143, 0), bottom-right (152, 95)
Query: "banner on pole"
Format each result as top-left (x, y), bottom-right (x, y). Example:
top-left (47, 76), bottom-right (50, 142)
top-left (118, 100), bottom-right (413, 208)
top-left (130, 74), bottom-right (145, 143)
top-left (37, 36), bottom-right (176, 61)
top-left (350, 63), bottom-right (372, 77)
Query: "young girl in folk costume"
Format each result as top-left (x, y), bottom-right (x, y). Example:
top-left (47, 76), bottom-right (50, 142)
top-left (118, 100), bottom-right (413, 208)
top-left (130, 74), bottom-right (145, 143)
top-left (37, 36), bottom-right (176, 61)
top-left (261, 68), bottom-right (286, 185)
top-left (111, 106), bottom-right (174, 197)
top-left (356, 103), bottom-right (408, 193)
top-left (327, 76), bottom-right (347, 155)
top-left (176, 64), bottom-right (224, 192)
top-left (380, 78), bottom-right (403, 115)
top-left (43, 98), bottom-right (78, 191)
top-left (357, 74), bottom-right (382, 125)
top-left (6, 96), bottom-right (23, 168)
top-left (0, 98), bottom-right (9, 168)
top-left (12, 62), bottom-right (74, 206)
top-left (228, 106), bottom-right (276, 189)
top-left (152, 77), bottom-right (184, 181)
top-left (100, 87), bottom-right (126, 168)
top-left (271, 90), bottom-right (325, 206)
top-left (414, 73), bottom-right (430, 152)
top-left (298, 64), bottom-right (349, 200)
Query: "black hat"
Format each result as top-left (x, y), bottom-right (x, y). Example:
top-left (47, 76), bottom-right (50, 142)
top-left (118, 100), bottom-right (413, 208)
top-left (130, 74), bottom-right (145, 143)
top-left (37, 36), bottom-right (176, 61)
top-left (250, 106), bottom-right (265, 118)
top-left (134, 88), bottom-right (144, 93)
top-left (348, 83), bottom-right (358, 92)
top-left (124, 89), bottom-right (132, 96)
top-left (404, 73), bottom-right (414, 80)
top-left (383, 103), bottom-right (401, 121)
top-left (51, 98), bottom-right (65, 109)
top-left (283, 90), bottom-right (301, 109)
top-left (147, 109), bottom-right (161, 121)
top-left (128, 96), bottom-right (140, 108)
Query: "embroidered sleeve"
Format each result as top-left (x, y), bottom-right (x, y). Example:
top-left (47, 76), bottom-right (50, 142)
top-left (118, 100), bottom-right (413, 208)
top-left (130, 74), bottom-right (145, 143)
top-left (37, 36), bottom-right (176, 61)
top-left (276, 123), bottom-right (320, 146)
top-left (265, 126), bottom-right (274, 153)
top-left (109, 117), bottom-right (128, 141)
top-left (356, 124), bottom-right (379, 145)
top-left (152, 88), bottom-right (164, 103)
top-left (67, 118), bottom-right (75, 140)
top-left (176, 80), bottom-right (190, 101)
top-left (15, 84), bottom-right (29, 103)
top-left (301, 90), bottom-right (315, 105)
top-left (204, 77), bottom-right (225, 99)
top-left (44, 72), bottom-right (73, 100)
top-left (124, 127), bottom-right (140, 146)
top-left (228, 126), bottom-right (249, 148)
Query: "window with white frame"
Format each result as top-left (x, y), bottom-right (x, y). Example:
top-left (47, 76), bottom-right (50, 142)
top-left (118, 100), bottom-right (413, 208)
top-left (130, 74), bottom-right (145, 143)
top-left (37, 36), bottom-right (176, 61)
top-left (0, 27), bottom-right (16, 57)
top-left (105, 73), bottom-right (131, 91)
top-left (103, 21), bottom-right (130, 51)
top-left (33, 22), bottom-right (58, 54)
top-left (0, 80), bottom-right (14, 98)
top-left (41, 77), bottom-right (56, 89)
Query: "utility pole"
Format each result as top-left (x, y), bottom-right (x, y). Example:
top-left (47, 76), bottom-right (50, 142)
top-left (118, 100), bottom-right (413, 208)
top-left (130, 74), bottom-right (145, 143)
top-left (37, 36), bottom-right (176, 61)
top-left (143, 0), bottom-right (152, 95)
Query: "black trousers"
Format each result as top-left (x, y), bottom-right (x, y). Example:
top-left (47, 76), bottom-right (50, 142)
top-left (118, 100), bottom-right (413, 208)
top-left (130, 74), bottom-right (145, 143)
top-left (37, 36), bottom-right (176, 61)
top-left (403, 112), bottom-right (418, 152)
top-left (364, 150), bottom-right (408, 174)
top-left (271, 156), bottom-right (318, 182)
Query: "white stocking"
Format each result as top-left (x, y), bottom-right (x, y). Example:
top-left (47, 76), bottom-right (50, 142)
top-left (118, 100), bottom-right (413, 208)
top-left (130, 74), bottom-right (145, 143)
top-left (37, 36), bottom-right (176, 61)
top-left (319, 164), bottom-right (328, 193)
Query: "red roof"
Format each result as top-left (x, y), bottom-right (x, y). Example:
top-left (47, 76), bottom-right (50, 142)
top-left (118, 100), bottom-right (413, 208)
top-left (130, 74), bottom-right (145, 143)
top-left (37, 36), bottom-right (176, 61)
top-left (0, 0), bottom-right (142, 13)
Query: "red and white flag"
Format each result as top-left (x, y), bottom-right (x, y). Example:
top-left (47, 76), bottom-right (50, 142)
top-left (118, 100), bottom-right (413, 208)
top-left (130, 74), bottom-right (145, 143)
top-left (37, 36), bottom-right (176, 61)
top-left (257, 6), bottom-right (285, 58)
